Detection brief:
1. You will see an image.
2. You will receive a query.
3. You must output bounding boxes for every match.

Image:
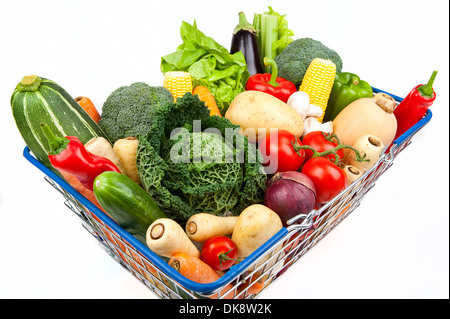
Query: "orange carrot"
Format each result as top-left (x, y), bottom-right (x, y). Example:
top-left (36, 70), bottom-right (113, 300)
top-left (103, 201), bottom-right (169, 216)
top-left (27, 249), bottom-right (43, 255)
top-left (239, 271), bottom-right (265, 295)
top-left (335, 203), bottom-right (352, 220)
top-left (75, 96), bottom-right (102, 123)
top-left (169, 253), bottom-right (236, 299)
top-left (192, 86), bottom-right (222, 117)
top-left (142, 259), bottom-right (171, 291)
top-left (60, 170), bottom-right (105, 213)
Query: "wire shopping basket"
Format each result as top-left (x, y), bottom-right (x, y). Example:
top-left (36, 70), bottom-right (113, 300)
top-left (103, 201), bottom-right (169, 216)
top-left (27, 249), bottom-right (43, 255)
top-left (22, 87), bottom-right (433, 299)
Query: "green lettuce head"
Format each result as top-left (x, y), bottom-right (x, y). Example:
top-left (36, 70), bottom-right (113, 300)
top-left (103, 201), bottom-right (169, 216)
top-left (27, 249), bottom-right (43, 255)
top-left (160, 21), bottom-right (249, 114)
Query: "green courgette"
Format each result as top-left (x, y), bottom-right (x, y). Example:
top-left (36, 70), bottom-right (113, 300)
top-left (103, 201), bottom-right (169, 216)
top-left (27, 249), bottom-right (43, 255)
top-left (11, 75), bottom-right (109, 170)
top-left (93, 171), bottom-right (167, 243)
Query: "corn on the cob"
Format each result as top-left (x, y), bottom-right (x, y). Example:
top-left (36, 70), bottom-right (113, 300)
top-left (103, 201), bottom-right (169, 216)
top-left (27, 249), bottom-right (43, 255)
top-left (163, 71), bottom-right (193, 102)
top-left (299, 58), bottom-right (336, 122)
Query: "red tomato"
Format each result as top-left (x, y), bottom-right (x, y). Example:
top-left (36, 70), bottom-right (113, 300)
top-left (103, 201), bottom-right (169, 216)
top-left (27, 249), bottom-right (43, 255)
top-left (258, 130), bottom-right (305, 174)
top-left (200, 236), bottom-right (238, 271)
top-left (301, 157), bottom-right (347, 204)
top-left (302, 131), bottom-right (345, 164)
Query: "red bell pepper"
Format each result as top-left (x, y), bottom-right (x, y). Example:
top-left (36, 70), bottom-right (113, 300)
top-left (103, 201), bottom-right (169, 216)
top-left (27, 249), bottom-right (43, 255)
top-left (393, 70), bottom-right (438, 140)
top-left (41, 123), bottom-right (121, 190)
top-left (245, 57), bottom-right (297, 103)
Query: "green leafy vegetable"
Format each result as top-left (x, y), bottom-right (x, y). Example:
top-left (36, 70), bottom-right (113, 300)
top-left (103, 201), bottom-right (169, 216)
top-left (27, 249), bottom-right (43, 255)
top-left (160, 21), bottom-right (249, 114)
top-left (136, 93), bottom-right (267, 222)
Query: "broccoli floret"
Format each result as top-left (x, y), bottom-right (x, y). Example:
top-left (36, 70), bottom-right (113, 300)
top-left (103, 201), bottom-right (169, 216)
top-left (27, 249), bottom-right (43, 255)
top-left (98, 82), bottom-right (173, 143)
top-left (274, 38), bottom-right (343, 87)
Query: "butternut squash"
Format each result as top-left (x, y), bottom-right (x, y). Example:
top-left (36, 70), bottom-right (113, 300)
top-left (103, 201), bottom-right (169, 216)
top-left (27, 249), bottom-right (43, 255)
top-left (332, 93), bottom-right (397, 159)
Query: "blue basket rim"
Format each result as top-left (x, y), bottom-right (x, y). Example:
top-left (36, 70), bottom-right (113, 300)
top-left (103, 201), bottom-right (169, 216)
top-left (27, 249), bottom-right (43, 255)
top-left (22, 144), bottom-right (288, 295)
top-left (22, 87), bottom-right (432, 295)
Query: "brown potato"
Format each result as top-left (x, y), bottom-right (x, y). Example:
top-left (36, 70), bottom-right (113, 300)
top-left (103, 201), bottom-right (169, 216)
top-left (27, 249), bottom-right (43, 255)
top-left (225, 91), bottom-right (304, 143)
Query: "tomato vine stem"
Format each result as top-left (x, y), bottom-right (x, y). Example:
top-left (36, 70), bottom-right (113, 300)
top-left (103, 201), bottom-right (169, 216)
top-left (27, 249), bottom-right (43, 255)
top-left (291, 133), bottom-right (368, 167)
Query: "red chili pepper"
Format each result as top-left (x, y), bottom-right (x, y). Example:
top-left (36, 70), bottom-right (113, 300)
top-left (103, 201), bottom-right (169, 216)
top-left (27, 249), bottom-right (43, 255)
top-left (393, 71), bottom-right (437, 140)
top-left (245, 57), bottom-right (297, 103)
top-left (41, 123), bottom-right (121, 190)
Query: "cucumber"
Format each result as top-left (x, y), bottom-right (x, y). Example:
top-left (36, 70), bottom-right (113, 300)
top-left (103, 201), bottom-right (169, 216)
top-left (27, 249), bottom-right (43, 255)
top-left (11, 75), bottom-right (109, 169)
top-left (93, 171), bottom-right (167, 244)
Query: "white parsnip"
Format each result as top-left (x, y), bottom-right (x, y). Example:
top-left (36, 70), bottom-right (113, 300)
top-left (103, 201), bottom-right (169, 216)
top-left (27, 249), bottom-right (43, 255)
top-left (84, 137), bottom-right (125, 173)
top-left (113, 137), bottom-right (140, 185)
top-left (348, 135), bottom-right (385, 173)
top-left (146, 218), bottom-right (200, 259)
top-left (341, 165), bottom-right (363, 207)
top-left (185, 213), bottom-right (239, 242)
top-left (232, 205), bottom-right (283, 275)
top-left (343, 165), bottom-right (363, 185)
top-left (232, 205), bottom-right (282, 259)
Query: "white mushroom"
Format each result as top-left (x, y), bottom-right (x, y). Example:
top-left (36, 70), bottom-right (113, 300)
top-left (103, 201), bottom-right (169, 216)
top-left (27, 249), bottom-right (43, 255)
top-left (302, 118), bottom-right (334, 138)
top-left (287, 91), bottom-right (310, 121)
top-left (307, 104), bottom-right (324, 119)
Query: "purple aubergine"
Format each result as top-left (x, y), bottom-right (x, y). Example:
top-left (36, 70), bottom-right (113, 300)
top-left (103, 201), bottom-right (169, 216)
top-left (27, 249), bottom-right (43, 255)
top-left (230, 12), bottom-right (264, 76)
top-left (264, 171), bottom-right (316, 224)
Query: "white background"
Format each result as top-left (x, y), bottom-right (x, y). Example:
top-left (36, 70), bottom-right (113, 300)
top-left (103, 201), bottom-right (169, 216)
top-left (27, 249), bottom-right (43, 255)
top-left (0, 0), bottom-right (448, 299)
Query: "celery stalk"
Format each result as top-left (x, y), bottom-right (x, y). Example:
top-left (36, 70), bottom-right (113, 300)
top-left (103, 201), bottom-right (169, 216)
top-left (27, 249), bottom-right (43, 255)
top-left (254, 7), bottom-right (294, 72)
top-left (253, 13), bottom-right (261, 46)
top-left (265, 6), bottom-right (294, 56)
top-left (253, 14), bottom-right (263, 62)
top-left (264, 14), bottom-right (278, 66)
top-left (254, 13), bottom-right (279, 72)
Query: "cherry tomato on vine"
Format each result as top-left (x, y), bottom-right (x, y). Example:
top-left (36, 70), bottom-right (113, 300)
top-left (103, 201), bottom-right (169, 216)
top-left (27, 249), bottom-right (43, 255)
top-left (258, 130), bottom-right (305, 174)
top-left (301, 157), bottom-right (347, 204)
top-left (302, 131), bottom-right (345, 164)
top-left (200, 236), bottom-right (238, 271)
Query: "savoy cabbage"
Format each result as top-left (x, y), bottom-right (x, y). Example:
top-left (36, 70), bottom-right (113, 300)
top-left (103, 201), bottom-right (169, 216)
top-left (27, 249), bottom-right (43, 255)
top-left (136, 93), bottom-right (267, 222)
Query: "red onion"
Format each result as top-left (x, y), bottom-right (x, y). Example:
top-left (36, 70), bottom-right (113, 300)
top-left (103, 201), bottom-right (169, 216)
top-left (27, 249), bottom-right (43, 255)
top-left (264, 171), bottom-right (316, 224)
